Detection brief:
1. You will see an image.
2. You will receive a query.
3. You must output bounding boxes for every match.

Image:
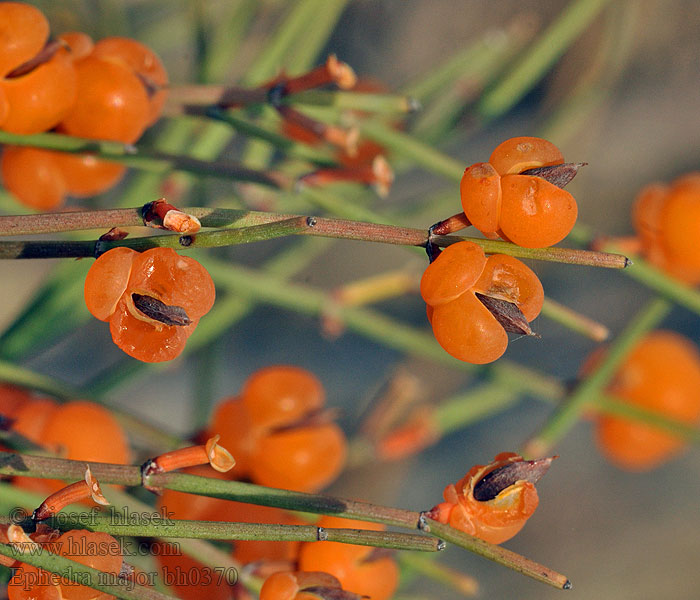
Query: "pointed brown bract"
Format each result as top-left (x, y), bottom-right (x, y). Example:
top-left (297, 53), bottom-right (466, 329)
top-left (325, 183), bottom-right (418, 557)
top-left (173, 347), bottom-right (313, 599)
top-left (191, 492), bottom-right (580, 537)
top-left (521, 162), bottom-right (587, 189)
top-left (474, 293), bottom-right (538, 337)
top-left (131, 293), bottom-right (192, 327)
top-left (472, 456), bottom-right (556, 501)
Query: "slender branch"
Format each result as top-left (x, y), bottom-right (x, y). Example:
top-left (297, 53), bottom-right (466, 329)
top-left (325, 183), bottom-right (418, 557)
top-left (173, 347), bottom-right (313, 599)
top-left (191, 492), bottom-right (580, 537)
top-left (540, 297), bottom-right (610, 341)
top-left (0, 217), bottom-right (311, 259)
top-left (424, 520), bottom-right (570, 590)
top-left (0, 207), bottom-right (628, 268)
top-left (33, 514), bottom-right (438, 552)
top-left (0, 451), bottom-right (569, 588)
top-left (166, 86), bottom-right (418, 114)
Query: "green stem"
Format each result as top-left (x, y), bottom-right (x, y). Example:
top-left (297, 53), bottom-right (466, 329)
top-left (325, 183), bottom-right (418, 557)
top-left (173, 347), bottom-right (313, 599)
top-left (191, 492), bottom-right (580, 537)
top-left (540, 297), bottom-right (610, 342)
top-left (522, 296), bottom-right (672, 457)
top-left (398, 552), bottom-right (479, 596)
top-left (434, 384), bottom-right (520, 436)
top-left (34, 515), bottom-right (438, 552)
top-left (476, 0), bottom-right (612, 120)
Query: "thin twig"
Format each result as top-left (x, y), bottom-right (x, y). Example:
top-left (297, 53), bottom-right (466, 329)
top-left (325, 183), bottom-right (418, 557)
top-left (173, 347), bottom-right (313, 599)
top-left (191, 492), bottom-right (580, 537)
top-left (0, 207), bottom-right (628, 268)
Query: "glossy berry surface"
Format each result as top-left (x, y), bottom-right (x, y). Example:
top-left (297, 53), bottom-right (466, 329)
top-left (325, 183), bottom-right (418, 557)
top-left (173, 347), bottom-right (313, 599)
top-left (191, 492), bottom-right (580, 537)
top-left (241, 366), bottom-right (325, 430)
top-left (84, 247), bottom-right (215, 362)
top-left (421, 241), bottom-right (543, 364)
top-left (91, 36), bottom-right (168, 125)
top-left (460, 137), bottom-right (578, 248)
top-left (249, 422), bottom-right (347, 492)
top-left (430, 452), bottom-right (540, 544)
top-left (633, 172), bottom-right (700, 284)
top-left (593, 331), bottom-right (700, 471)
top-left (59, 55), bottom-right (150, 143)
top-left (298, 516), bottom-right (399, 600)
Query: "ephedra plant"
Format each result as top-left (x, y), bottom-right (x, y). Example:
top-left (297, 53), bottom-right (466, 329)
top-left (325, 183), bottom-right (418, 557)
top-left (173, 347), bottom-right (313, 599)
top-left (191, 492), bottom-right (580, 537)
top-left (2, 1), bottom-right (700, 599)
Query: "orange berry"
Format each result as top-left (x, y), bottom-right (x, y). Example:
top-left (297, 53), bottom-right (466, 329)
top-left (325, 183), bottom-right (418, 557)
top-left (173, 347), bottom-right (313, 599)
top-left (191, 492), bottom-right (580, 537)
top-left (430, 452), bottom-right (541, 544)
top-left (593, 331), bottom-right (700, 471)
top-left (658, 174), bottom-right (700, 270)
top-left (419, 241), bottom-right (486, 307)
top-left (8, 564), bottom-right (62, 600)
top-left (0, 146), bottom-right (67, 210)
top-left (298, 516), bottom-right (399, 600)
top-left (459, 137), bottom-right (577, 248)
top-left (498, 174), bottom-right (577, 248)
top-left (0, 384), bottom-right (32, 418)
top-left (430, 291), bottom-right (509, 364)
top-left (41, 400), bottom-right (130, 464)
top-left (472, 253), bottom-right (544, 322)
top-left (421, 241), bottom-right (543, 364)
top-left (85, 247), bottom-right (215, 362)
top-left (51, 152), bottom-right (126, 197)
top-left (59, 55), bottom-right (150, 143)
top-left (10, 396), bottom-right (58, 442)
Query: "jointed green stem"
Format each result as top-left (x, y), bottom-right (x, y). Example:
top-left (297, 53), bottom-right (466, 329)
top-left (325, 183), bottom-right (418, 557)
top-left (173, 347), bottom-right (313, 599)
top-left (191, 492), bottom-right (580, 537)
top-left (0, 207), bottom-right (628, 268)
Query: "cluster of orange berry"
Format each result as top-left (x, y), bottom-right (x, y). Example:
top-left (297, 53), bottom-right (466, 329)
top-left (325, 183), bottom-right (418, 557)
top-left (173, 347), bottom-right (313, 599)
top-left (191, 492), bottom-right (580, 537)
top-left (421, 136), bottom-right (578, 365)
top-left (84, 247), bottom-right (215, 362)
top-left (587, 330), bottom-right (700, 471)
top-left (0, 385), bottom-right (130, 494)
top-left (154, 367), bottom-right (397, 600)
top-left (0, 1), bottom-right (167, 209)
top-left (206, 365), bottom-right (347, 492)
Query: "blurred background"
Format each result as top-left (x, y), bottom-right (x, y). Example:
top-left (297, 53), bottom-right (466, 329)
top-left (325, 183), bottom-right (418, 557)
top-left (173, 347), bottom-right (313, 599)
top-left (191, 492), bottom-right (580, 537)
top-left (2, 1), bottom-right (700, 598)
